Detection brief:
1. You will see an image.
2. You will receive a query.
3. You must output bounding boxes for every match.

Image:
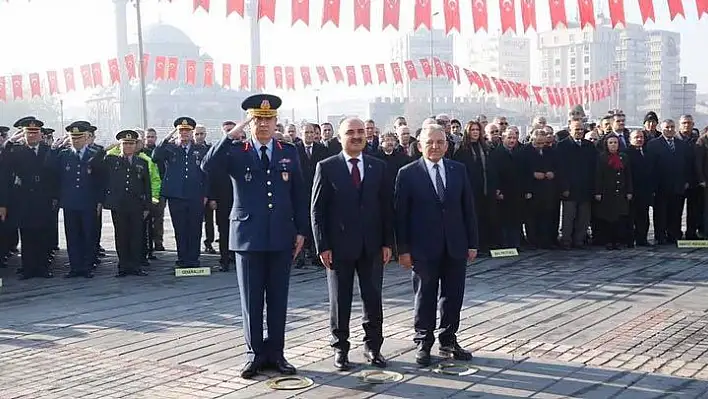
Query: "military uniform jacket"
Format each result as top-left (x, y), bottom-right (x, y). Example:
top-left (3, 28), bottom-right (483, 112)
top-left (51, 146), bottom-right (105, 211)
top-left (151, 138), bottom-right (208, 200)
top-left (102, 154), bottom-right (151, 212)
top-left (0, 143), bottom-right (55, 228)
top-left (201, 136), bottom-right (308, 252)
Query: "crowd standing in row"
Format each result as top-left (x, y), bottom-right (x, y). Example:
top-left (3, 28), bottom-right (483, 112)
top-left (0, 95), bottom-right (704, 380)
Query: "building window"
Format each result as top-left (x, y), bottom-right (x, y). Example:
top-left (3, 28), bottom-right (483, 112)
top-left (584, 55), bottom-right (590, 63)
top-left (570, 57), bottom-right (576, 65)
top-left (571, 69), bottom-right (576, 77)
top-left (554, 58), bottom-right (560, 66)
top-left (555, 70), bottom-right (560, 78)
top-left (583, 67), bottom-right (590, 75)
top-left (583, 44), bottom-right (590, 54)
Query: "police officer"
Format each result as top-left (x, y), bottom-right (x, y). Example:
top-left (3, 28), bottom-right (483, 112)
top-left (52, 121), bottom-right (105, 278)
top-left (202, 94), bottom-right (308, 379)
top-left (103, 130), bottom-right (151, 277)
top-left (152, 117), bottom-right (208, 268)
top-left (0, 117), bottom-right (55, 279)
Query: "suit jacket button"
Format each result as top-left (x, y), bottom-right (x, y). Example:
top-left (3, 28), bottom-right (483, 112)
top-left (267, 192), bottom-right (272, 197)
top-left (267, 181), bottom-right (272, 185)
top-left (268, 204), bottom-right (273, 209)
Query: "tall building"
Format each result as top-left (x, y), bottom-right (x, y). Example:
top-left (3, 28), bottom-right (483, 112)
top-left (670, 76), bottom-right (697, 117)
top-left (390, 29), bottom-right (455, 102)
top-left (614, 24), bottom-right (649, 122)
top-left (466, 34), bottom-right (531, 111)
top-left (643, 30), bottom-right (681, 119)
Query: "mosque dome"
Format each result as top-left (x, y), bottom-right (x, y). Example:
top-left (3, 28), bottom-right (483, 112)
top-left (143, 24), bottom-right (195, 46)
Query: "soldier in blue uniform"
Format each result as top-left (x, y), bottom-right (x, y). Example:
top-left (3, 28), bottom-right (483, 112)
top-left (202, 94), bottom-right (308, 379)
top-left (88, 124), bottom-right (107, 262)
top-left (0, 117), bottom-right (55, 279)
top-left (152, 117), bottom-right (208, 268)
top-left (52, 121), bottom-right (105, 278)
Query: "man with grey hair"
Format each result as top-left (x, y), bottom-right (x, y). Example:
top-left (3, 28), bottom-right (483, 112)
top-left (395, 123), bottom-right (478, 366)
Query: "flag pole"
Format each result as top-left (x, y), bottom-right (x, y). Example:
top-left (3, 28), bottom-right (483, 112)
top-left (135, 0), bottom-right (149, 130)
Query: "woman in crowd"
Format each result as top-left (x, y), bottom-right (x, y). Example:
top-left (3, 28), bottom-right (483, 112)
top-left (594, 136), bottom-right (633, 250)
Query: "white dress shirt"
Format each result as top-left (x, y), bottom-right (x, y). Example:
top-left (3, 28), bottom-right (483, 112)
top-left (342, 151), bottom-right (364, 180)
top-left (424, 158), bottom-right (446, 190)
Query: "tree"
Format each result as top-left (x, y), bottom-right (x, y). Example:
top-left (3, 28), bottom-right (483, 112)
top-left (0, 97), bottom-right (61, 128)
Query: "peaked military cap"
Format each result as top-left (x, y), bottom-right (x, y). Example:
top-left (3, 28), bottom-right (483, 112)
top-left (174, 117), bottom-right (196, 130)
top-left (644, 111), bottom-right (658, 123)
top-left (116, 129), bottom-right (139, 142)
top-left (41, 127), bottom-right (55, 136)
top-left (65, 121), bottom-right (92, 135)
top-left (241, 94), bottom-right (281, 118)
top-left (0, 126), bottom-right (9, 134)
top-left (18, 118), bottom-right (44, 131)
top-left (222, 120), bottom-right (236, 127)
top-left (13, 116), bottom-right (38, 129)
top-left (88, 125), bottom-right (98, 134)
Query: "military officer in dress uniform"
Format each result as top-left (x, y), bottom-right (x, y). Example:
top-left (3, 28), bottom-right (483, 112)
top-left (152, 117), bottom-right (208, 268)
top-left (0, 117), bottom-right (55, 279)
top-left (42, 127), bottom-right (61, 254)
top-left (103, 130), bottom-right (151, 277)
top-left (88, 125), bottom-right (107, 261)
top-left (0, 125), bottom-right (10, 268)
top-left (52, 121), bottom-right (105, 278)
top-left (202, 94), bottom-right (308, 379)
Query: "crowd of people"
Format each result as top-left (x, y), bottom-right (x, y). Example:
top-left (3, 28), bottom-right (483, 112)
top-left (0, 95), bottom-right (705, 379)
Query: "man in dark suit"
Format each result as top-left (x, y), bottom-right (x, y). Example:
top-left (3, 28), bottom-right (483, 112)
top-left (295, 123), bottom-right (328, 267)
top-left (625, 130), bottom-right (655, 246)
top-left (394, 123), bottom-right (478, 366)
top-left (311, 117), bottom-right (393, 371)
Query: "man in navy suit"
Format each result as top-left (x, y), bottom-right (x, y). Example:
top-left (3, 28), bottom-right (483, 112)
top-left (202, 94), bottom-right (308, 379)
top-left (394, 124), bottom-right (479, 366)
top-left (311, 117), bottom-right (394, 371)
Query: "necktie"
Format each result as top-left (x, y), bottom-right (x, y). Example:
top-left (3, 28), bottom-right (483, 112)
top-left (576, 140), bottom-right (582, 146)
top-left (668, 138), bottom-right (675, 153)
top-left (260, 145), bottom-right (270, 170)
top-left (640, 148), bottom-right (644, 157)
top-left (306, 146), bottom-right (312, 159)
top-left (434, 164), bottom-right (446, 202)
top-left (349, 158), bottom-right (361, 189)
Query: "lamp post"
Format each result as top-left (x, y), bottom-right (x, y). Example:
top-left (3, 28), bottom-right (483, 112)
top-left (429, 12), bottom-right (440, 116)
top-left (315, 89), bottom-right (321, 122)
top-left (133, 0), bottom-right (149, 130)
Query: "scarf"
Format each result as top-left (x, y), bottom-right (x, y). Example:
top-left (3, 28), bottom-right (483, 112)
top-left (608, 152), bottom-right (623, 170)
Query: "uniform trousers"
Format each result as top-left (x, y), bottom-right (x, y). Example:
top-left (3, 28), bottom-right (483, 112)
top-left (412, 254), bottom-right (467, 349)
top-left (327, 252), bottom-right (384, 353)
top-left (19, 227), bottom-right (49, 276)
top-left (203, 204), bottom-right (215, 245)
top-left (111, 208), bottom-right (144, 272)
top-left (215, 202), bottom-right (232, 266)
top-left (150, 199), bottom-right (166, 248)
top-left (63, 209), bottom-right (96, 273)
top-left (0, 221), bottom-right (10, 261)
top-left (49, 209), bottom-right (59, 250)
top-left (235, 250), bottom-right (292, 363)
top-left (167, 198), bottom-right (203, 267)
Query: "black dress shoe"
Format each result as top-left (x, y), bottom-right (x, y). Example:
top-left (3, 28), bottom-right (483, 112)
top-left (116, 271), bottom-right (128, 277)
top-left (84, 271), bottom-right (95, 278)
top-left (65, 271), bottom-right (81, 278)
top-left (439, 343), bottom-right (473, 361)
top-left (147, 253), bottom-right (157, 260)
top-left (204, 243), bottom-right (217, 254)
top-left (218, 264), bottom-right (230, 272)
top-left (333, 352), bottom-right (350, 371)
top-left (364, 350), bottom-right (387, 368)
top-left (240, 361), bottom-right (260, 379)
top-left (133, 269), bottom-right (149, 276)
top-left (42, 271), bottom-right (54, 278)
top-left (416, 347), bottom-right (431, 366)
top-left (274, 357), bottom-right (297, 375)
top-left (154, 244), bottom-right (166, 252)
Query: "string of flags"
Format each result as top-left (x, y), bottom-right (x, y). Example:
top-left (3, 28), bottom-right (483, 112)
top-left (0, 54), bottom-right (619, 108)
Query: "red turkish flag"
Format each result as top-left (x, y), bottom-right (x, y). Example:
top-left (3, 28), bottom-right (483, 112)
top-left (375, 64), bottom-right (387, 83)
top-left (463, 69), bottom-right (480, 89)
top-left (300, 66), bottom-right (312, 87)
top-left (91, 63), bottom-right (103, 87)
top-left (322, 0), bottom-right (341, 27)
top-left (154, 56), bottom-right (166, 80)
top-left (193, 0), bottom-right (210, 11)
top-left (472, 0), bottom-right (488, 32)
top-left (345, 66), bottom-right (357, 86)
top-left (332, 66), bottom-right (344, 83)
top-left (608, 0), bottom-right (626, 27)
top-left (382, 0), bottom-right (401, 30)
top-left (444, 62), bottom-right (455, 81)
top-left (419, 58), bottom-right (433, 77)
top-left (316, 66), bottom-right (329, 83)
top-left (532, 86), bottom-right (544, 104)
top-left (404, 61), bottom-right (418, 80)
top-left (0, 76), bottom-right (6, 102)
top-left (545, 87), bottom-right (556, 106)
top-left (223, 63), bottom-right (233, 88)
top-left (107, 58), bottom-right (120, 84)
top-left (142, 54), bottom-right (151, 79)
top-left (584, 83), bottom-right (590, 103)
top-left (590, 83), bottom-right (596, 102)
top-left (520, 0), bottom-right (536, 32)
top-left (47, 70), bottom-right (59, 94)
top-left (239, 64), bottom-right (249, 89)
top-left (414, 0), bottom-right (431, 30)
top-left (256, 65), bottom-right (266, 89)
top-left (29, 73), bottom-right (41, 97)
top-left (361, 65), bottom-right (373, 85)
top-left (432, 57), bottom-right (445, 76)
top-left (292, 0), bottom-right (309, 25)
top-left (167, 57), bottom-right (179, 81)
top-left (64, 68), bottom-right (76, 92)
top-left (285, 66), bottom-right (296, 89)
top-left (259, 0), bottom-right (276, 22)
top-left (274, 66), bottom-right (284, 88)
top-left (80, 64), bottom-right (93, 88)
top-left (668, 0), bottom-right (684, 19)
top-left (637, 0), bottom-right (655, 22)
top-left (501, 80), bottom-right (514, 97)
top-left (442, 0), bottom-right (460, 34)
top-left (548, 0), bottom-right (567, 29)
top-left (186, 60), bottom-right (197, 85)
top-left (227, 0), bottom-right (244, 17)
top-left (490, 77), bottom-right (503, 93)
top-left (498, 0), bottom-right (514, 33)
top-left (204, 61), bottom-right (214, 87)
top-left (577, 0), bottom-right (595, 28)
top-left (354, 0), bottom-right (371, 30)
top-left (453, 65), bottom-right (461, 84)
top-left (480, 74), bottom-right (493, 92)
top-left (11, 75), bottom-right (23, 100)
top-left (390, 62), bottom-right (403, 83)
top-left (124, 54), bottom-right (137, 80)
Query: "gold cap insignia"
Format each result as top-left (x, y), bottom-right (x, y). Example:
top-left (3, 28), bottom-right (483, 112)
top-left (181, 119), bottom-right (189, 125)
top-left (260, 100), bottom-right (271, 110)
top-left (72, 127), bottom-right (80, 133)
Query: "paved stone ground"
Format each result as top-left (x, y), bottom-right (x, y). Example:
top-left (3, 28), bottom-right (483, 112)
top-left (2, 211), bottom-right (708, 398)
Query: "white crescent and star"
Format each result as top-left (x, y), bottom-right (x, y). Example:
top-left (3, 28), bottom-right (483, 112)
top-left (474, 0), bottom-right (484, 10)
top-left (448, 0), bottom-right (457, 9)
